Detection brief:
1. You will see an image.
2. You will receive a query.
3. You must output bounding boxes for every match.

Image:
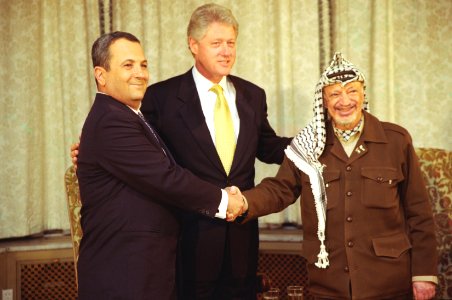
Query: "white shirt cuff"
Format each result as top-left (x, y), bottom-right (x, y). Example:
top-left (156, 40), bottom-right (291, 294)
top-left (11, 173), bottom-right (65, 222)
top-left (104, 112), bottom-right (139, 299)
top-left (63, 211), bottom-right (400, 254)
top-left (412, 276), bottom-right (438, 284)
top-left (215, 189), bottom-right (228, 219)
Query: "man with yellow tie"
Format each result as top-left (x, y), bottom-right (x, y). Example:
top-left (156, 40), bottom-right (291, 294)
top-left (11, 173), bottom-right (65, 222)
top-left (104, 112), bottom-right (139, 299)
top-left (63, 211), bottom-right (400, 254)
top-left (141, 3), bottom-right (291, 299)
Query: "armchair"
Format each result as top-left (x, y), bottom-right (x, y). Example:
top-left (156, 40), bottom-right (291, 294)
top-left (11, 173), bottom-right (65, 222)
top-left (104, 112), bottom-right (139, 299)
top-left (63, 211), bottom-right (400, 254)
top-left (415, 147), bottom-right (451, 299)
top-left (64, 165), bottom-right (82, 288)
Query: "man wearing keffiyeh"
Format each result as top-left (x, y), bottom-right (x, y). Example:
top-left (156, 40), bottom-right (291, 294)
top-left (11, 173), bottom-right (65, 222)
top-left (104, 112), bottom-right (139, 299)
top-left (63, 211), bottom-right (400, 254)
top-left (240, 53), bottom-right (438, 299)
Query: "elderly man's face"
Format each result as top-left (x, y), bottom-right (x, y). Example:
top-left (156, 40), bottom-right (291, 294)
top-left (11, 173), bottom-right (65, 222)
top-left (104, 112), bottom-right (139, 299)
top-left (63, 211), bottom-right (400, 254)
top-left (323, 81), bottom-right (365, 130)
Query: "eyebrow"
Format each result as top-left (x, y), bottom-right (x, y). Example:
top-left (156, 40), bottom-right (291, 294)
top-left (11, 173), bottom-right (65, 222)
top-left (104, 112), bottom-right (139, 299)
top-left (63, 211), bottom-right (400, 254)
top-left (120, 59), bottom-right (148, 64)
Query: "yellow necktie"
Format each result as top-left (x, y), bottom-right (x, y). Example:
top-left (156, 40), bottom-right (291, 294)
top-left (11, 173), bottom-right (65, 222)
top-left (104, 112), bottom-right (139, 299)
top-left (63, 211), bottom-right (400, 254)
top-left (210, 84), bottom-right (236, 175)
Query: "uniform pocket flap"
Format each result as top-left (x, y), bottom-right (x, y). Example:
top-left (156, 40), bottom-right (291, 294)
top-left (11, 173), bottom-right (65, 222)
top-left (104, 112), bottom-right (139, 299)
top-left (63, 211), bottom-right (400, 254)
top-left (361, 167), bottom-right (403, 183)
top-left (323, 170), bottom-right (341, 183)
top-left (372, 232), bottom-right (412, 258)
top-left (304, 170), bottom-right (340, 184)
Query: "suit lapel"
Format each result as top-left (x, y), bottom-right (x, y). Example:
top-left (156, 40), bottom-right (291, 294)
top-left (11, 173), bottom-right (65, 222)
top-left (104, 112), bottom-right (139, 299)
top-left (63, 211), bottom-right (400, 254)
top-left (136, 112), bottom-right (175, 162)
top-left (325, 121), bottom-right (349, 163)
top-left (100, 94), bottom-right (173, 162)
top-left (177, 71), bottom-right (225, 174)
top-left (231, 77), bottom-right (255, 172)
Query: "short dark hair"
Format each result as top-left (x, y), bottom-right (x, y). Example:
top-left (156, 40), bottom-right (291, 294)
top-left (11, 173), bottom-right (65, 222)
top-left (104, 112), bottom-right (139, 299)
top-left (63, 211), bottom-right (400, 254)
top-left (91, 31), bottom-right (140, 71)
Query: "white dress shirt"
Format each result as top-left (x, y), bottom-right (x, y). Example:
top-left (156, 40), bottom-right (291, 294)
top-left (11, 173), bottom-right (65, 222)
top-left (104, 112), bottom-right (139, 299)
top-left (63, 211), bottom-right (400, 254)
top-left (191, 67), bottom-right (242, 217)
top-left (192, 66), bottom-right (240, 144)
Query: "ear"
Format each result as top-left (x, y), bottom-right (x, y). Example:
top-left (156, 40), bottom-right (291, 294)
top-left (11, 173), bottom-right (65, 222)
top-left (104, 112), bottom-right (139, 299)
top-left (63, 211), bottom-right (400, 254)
top-left (94, 66), bottom-right (107, 86)
top-left (188, 37), bottom-right (198, 56)
top-left (322, 91), bottom-right (327, 106)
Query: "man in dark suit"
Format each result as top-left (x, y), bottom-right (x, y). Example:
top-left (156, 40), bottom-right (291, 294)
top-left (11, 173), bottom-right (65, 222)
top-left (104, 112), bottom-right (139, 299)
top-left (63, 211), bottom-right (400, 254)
top-left (141, 4), bottom-right (291, 299)
top-left (76, 31), bottom-right (244, 300)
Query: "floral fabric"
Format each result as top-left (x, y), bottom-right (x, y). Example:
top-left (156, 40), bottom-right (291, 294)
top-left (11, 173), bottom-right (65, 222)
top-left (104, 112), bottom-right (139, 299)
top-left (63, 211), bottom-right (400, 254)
top-left (415, 148), bottom-right (452, 299)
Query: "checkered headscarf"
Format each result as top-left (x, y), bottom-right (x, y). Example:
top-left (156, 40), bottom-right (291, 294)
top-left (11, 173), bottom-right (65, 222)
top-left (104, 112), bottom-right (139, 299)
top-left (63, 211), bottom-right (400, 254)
top-left (285, 52), bottom-right (368, 268)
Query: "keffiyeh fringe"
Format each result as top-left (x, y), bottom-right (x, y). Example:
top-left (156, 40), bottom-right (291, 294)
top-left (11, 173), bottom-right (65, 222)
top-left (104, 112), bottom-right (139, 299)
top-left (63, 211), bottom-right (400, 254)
top-left (285, 125), bottom-right (329, 268)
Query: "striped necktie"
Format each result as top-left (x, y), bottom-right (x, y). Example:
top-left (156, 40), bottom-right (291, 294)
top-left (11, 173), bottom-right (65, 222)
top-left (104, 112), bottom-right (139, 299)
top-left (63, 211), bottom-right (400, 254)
top-left (137, 111), bottom-right (166, 157)
top-left (210, 84), bottom-right (236, 175)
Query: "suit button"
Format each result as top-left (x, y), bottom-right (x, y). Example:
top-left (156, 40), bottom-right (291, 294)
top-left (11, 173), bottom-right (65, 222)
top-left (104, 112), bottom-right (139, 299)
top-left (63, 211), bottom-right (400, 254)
top-left (344, 266), bottom-right (349, 272)
top-left (346, 166), bottom-right (352, 171)
top-left (346, 216), bottom-right (352, 222)
top-left (347, 241), bottom-right (354, 247)
top-left (346, 191), bottom-right (352, 197)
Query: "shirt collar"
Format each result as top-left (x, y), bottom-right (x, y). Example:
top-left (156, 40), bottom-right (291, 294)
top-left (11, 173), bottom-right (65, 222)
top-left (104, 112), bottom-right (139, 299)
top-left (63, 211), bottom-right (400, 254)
top-left (192, 66), bottom-right (228, 93)
top-left (96, 92), bottom-right (141, 114)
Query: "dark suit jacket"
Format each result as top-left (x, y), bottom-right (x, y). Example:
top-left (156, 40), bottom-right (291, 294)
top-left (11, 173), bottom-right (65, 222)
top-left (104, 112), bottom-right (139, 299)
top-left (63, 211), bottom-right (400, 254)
top-left (141, 70), bottom-right (291, 292)
top-left (77, 93), bottom-right (223, 300)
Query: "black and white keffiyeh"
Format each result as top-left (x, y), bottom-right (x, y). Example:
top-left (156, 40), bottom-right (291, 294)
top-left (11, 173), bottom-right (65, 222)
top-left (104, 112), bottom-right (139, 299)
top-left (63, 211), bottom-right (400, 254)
top-left (334, 117), bottom-right (363, 142)
top-left (285, 52), bottom-right (369, 268)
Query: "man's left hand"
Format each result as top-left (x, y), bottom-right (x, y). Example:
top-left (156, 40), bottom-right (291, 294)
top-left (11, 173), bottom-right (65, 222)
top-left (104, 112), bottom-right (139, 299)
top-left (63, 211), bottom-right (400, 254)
top-left (413, 281), bottom-right (436, 300)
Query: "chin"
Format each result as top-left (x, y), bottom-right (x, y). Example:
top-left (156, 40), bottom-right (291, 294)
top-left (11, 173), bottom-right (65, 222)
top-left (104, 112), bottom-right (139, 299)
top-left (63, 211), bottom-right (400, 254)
top-left (336, 117), bottom-right (359, 129)
top-left (218, 66), bottom-right (232, 74)
top-left (132, 92), bottom-right (146, 99)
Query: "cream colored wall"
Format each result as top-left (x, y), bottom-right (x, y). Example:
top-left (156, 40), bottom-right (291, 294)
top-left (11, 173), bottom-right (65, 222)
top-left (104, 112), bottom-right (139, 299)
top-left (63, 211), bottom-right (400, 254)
top-left (333, 0), bottom-right (452, 151)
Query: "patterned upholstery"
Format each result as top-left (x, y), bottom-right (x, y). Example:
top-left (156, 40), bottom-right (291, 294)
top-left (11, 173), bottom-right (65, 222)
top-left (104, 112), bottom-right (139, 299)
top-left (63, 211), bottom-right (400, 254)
top-left (415, 148), bottom-right (452, 299)
top-left (64, 165), bottom-right (82, 288)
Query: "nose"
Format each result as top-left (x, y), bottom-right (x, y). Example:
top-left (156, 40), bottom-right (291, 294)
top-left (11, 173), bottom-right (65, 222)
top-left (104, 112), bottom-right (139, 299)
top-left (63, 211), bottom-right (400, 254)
top-left (220, 42), bottom-right (231, 56)
top-left (339, 90), bottom-right (352, 105)
top-left (133, 66), bottom-right (148, 79)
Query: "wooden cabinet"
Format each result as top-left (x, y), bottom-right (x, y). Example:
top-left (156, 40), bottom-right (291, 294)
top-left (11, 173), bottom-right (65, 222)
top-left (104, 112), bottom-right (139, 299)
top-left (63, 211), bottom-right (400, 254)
top-left (258, 227), bottom-right (313, 299)
top-left (0, 229), bottom-right (309, 299)
top-left (0, 234), bottom-right (77, 300)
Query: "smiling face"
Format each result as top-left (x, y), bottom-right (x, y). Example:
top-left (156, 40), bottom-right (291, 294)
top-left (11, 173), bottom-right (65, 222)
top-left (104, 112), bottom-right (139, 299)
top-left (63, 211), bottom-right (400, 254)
top-left (189, 22), bottom-right (236, 83)
top-left (323, 81), bottom-right (365, 130)
top-left (94, 38), bottom-right (149, 109)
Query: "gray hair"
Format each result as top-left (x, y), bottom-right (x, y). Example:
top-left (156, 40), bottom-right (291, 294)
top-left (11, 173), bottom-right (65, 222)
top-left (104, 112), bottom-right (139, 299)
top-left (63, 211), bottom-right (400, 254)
top-left (91, 31), bottom-right (140, 71)
top-left (187, 3), bottom-right (239, 42)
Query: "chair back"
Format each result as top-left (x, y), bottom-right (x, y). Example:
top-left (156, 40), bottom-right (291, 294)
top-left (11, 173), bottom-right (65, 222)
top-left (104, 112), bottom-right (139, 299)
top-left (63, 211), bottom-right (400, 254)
top-left (64, 165), bottom-right (83, 288)
top-left (415, 147), bottom-right (452, 299)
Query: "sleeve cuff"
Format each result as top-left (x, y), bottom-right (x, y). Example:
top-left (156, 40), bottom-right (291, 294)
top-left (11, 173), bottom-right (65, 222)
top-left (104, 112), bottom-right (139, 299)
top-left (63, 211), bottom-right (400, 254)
top-left (214, 189), bottom-right (228, 219)
top-left (412, 276), bottom-right (438, 285)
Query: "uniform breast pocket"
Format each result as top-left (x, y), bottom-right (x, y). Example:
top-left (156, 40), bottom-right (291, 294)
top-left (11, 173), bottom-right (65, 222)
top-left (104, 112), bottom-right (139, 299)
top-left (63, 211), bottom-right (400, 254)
top-left (302, 170), bottom-right (341, 210)
top-left (361, 167), bottom-right (404, 208)
top-left (323, 170), bottom-right (341, 210)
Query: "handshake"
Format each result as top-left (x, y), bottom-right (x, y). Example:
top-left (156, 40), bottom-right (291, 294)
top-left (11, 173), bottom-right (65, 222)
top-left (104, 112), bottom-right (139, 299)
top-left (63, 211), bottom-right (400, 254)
top-left (225, 186), bottom-right (248, 222)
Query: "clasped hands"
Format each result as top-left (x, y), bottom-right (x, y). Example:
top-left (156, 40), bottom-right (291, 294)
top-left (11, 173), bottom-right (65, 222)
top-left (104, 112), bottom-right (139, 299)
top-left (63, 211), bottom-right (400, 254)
top-left (225, 186), bottom-right (248, 222)
top-left (71, 141), bottom-right (249, 222)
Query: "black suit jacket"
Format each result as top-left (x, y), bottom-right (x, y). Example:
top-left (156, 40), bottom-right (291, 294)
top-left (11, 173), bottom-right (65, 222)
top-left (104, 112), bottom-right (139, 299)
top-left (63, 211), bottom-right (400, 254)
top-left (141, 70), bottom-right (291, 289)
top-left (77, 93), bottom-right (223, 299)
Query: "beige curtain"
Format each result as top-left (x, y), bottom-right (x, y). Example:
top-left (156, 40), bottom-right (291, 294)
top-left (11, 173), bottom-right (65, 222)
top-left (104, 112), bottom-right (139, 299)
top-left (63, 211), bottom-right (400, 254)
top-left (333, 0), bottom-right (452, 151)
top-left (0, 0), bottom-right (450, 238)
top-left (0, 0), bottom-right (99, 238)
